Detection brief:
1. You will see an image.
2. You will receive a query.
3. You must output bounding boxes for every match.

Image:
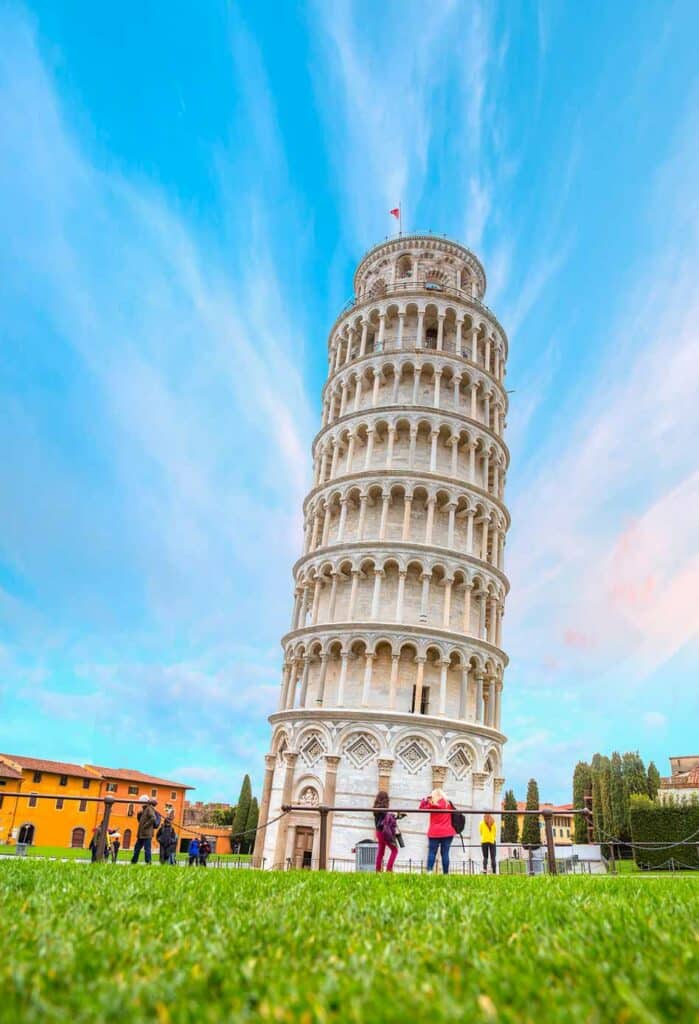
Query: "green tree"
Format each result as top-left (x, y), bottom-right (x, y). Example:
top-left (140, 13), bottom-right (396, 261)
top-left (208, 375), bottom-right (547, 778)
top-left (609, 751), bottom-right (628, 841)
top-left (502, 789), bottom-right (519, 843)
top-left (622, 751), bottom-right (647, 799)
top-left (647, 761), bottom-right (661, 800)
top-left (211, 806), bottom-right (235, 827)
top-left (590, 753), bottom-right (608, 842)
top-left (231, 775), bottom-right (252, 852)
top-left (520, 778), bottom-right (541, 847)
top-left (244, 797), bottom-right (259, 854)
top-left (572, 761), bottom-right (592, 843)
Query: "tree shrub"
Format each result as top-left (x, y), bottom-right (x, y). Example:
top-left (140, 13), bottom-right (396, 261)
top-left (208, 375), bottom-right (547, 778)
top-left (629, 794), bottom-right (699, 870)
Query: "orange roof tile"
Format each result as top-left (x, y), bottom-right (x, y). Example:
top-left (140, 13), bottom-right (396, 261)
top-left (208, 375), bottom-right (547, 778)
top-left (0, 758), bottom-right (23, 780)
top-left (87, 765), bottom-right (193, 790)
top-left (0, 754), bottom-right (100, 781)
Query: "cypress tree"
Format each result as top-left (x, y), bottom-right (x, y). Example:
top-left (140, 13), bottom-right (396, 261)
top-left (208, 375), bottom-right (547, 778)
top-left (244, 797), bottom-right (259, 854)
top-left (609, 751), bottom-right (627, 840)
top-left (520, 778), bottom-right (541, 847)
top-left (572, 761), bottom-right (592, 843)
top-left (231, 775), bottom-right (252, 852)
top-left (590, 753), bottom-right (606, 842)
top-left (502, 789), bottom-right (519, 843)
top-left (647, 761), bottom-right (661, 800)
top-left (622, 751), bottom-right (647, 797)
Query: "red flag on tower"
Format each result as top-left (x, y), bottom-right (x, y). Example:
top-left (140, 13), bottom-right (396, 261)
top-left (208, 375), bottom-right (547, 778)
top-left (389, 208), bottom-right (400, 219)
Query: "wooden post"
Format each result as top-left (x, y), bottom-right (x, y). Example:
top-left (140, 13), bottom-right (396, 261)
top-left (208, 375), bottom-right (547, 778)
top-left (318, 807), bottom-right (329, 871)
top-left (94, 796), bottom-right (115, 863)
top-left (583, 793), bottom-right (594, 843)
top-left (542, 810), bottom-right (557, 875)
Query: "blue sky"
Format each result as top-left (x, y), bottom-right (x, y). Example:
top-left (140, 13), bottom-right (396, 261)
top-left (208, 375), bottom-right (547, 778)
top-left (1, 1), bottom-right (698, 802)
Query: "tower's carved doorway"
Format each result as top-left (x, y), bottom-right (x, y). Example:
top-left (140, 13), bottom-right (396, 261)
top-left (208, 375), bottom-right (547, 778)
top-left (293, 826), bottom-right (314, 869)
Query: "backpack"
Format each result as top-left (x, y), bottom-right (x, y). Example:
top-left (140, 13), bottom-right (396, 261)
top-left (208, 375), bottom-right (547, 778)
top-left (152, 809), bottom-right (162, 828)
top-left (449, 802), bottom-right (466, 835)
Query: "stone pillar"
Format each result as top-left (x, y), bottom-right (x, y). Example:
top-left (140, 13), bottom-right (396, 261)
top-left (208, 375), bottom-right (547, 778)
top-left (402, 495), bottom-right (413, 541)
top-left (388, 655), bottom-right (400, 709)
top-left (456, 317), bottom-right (463, 352)
top-left (450, 437), bottom-right (459, 477)
top-left (447, 502), bottom-right (456, 546)
top-left (438, 661), bottom-right (448, 716)
top-left (323, 755), bottom-right (341, 864)
top-left (396, 312), bottom-right (405, 349)
top-left (416, 310), bottom-right (424, 348)
top-left (311, 579), bottom-right (321, 625)
top-left (429, 430), bottom-right (439, 472)
top-left (315, 654), bottom-right (329, 705)
top-left (372, 368), bottom-right (381, 407)
top-left (395, 570), bottom-right (407, 622)
top-left (419, 572), bottom-right (431, 623)
top-left (327, 573), bottom-right (339, 621)
top-left (361, 652), bottom-right (375, 706)
top-left (462, 582), bottom-right (473, 634)
top-left (354, 373), bottom-right (363, 411)
top-left (370, 568), bottom-right (384, 619)
top-left (442, 578), bottom-right (453, 629)
top-left (357, 496), bottom-right (368, 539)
top-left (432, 764), bottom-right (448, 789)
top-left (459, 665), bottom-right (469, 719)
top-left (408, 427), bottom-right (417, 468)
top-left (252, 754), bottom-right (276, 864)
top-left (424, 496), bottom-right (436, 544)
top-left (466, 510), bottom-right (475, 554)
top-left (348, 571), bottom-right (360, 620)
top-left (377, 758), bottom-right (394, 795)
top-left (414, 657), bottom-right (426, 714)
top-left (359, 319), bottom-right (368, 357)
top-left (273, 751), bottom-right (298, 868)
top-left (336, 652), bottom-right (349, 706)
top-left (299, 656), bottom-right (311, 707)
top-left (476, 673), bottom-right (484, 723)
top-left (434, 370), bottom-right (442, 409)
top-left (378, 493), bottom-right (390, 540)
top-left (385, 426), bottom-right (396, 468)
top-left (436, 314), bottom-right (445, 351)
top-left (364, 428), bottom-right (375, 470)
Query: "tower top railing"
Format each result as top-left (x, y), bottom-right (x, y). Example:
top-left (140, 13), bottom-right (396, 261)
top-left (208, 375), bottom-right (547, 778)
top-left (353, 232), bottom-right (486, 291)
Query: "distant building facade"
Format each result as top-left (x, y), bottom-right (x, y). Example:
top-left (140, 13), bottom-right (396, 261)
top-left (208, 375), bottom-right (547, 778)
top-left (506, 801), bottom-right (575, 846)
top-left (658, 755), bottom-right (699, 804)
top-left (184, 800), bottom-right (235, 826)
top-left (0, 754), bottom-right (192, 850)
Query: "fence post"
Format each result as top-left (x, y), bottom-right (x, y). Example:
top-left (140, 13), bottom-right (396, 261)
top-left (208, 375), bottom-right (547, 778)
top-left (542, 810), bottom-right (557, 875)
top-left (318, 807), bottom-right (329, 871)
top-left (95, 795), bottom-right (115, 863)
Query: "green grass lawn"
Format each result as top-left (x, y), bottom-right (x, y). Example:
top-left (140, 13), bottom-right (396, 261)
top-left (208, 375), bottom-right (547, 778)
top-left (0, 844), bottom-right (250, 863)
top-left (1, 862), bottom-right (697, 1023)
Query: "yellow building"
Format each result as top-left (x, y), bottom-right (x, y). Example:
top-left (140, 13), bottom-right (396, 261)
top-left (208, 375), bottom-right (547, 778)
top-left (506, 801), bottom-right (575, 846)
top-left (0, 754), bottom-right (192, 851)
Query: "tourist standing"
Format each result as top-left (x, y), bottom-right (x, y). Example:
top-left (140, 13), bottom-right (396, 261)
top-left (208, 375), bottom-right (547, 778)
top-left (131, 796), bottom-right (157, 864)
top-left (157, 819), bottom-right (178, 865)
top-left (188, 836), bottom-right (200, 866)
top-left (373, 790), bottom-right (399, 873)
top-left (199, 837), bottom-right (212, 867)
top-left (480, 813), bottom-right (497, 874)
top-left (420, 788), bottom-right (456, 874)
top-left (109, 829), bottom-right (121, 863)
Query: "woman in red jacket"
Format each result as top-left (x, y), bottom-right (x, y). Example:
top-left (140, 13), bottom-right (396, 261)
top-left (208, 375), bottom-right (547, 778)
top-left (419, 787), bottom-right (456, 874)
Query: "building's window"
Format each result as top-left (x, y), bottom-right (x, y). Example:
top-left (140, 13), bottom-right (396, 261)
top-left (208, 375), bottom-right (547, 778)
top-left (165, 804), bottom-right (174, 817)
top-left (106, 782), bottom-right (117, 793)
top-left (127, 803), bottom-right (134, 817)
top-left (82, 779), bottom-right (90, 790)
top-left (151, 788), bottom-right (157, 798)
top-left (59, 775), bottom-right (68, 787)
top-left (171, 791), bottom-right (177, 800)
top-left (56, 798), bottom-right (64, 810)
top-left (33, 771), bottom-right (42, 783)
top-left (411, 685), bottom-right (430, 715)
top-left (79, 799), bottom-right (87, 812)
top-left (128, 786), bottom-right (138, 795)
top-left (425, 328), bottom-right (438, 349)
top-left (28, 793), bottom-right (37, 808)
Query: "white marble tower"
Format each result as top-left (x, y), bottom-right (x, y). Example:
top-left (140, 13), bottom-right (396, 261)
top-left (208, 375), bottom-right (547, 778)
top-left (255, 235), bottom-right (510, 869)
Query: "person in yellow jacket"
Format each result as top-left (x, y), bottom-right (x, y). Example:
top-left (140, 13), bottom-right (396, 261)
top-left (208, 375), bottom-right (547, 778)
top-left (479, 813), bottom-right (497, 874)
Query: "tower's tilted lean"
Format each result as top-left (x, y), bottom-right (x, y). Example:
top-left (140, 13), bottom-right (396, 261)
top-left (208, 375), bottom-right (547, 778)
top-left (255, 235), bottom-right (510, 868)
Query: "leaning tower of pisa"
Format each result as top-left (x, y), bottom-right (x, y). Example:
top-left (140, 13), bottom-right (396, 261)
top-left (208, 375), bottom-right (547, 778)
top-left (255, 235), bottom-right (510, 869)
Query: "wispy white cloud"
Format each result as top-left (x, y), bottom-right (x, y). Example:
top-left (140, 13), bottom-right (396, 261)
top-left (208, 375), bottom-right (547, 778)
top-left (0, 7), bottom-right (314, 786)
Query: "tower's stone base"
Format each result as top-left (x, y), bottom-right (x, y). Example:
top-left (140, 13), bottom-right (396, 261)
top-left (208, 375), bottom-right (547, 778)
top-left (259, 712), bottom-right (504, 869)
